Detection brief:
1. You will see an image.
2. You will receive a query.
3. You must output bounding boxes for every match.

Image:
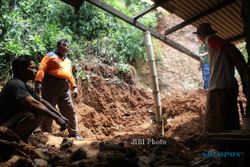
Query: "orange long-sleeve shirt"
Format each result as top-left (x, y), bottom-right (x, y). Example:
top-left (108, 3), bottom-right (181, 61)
top-left (35, 52), bottom-right (76, 89)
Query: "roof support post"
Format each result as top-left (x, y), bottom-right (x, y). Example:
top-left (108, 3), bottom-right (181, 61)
top-left (144, 31), bottom-right (164, 136)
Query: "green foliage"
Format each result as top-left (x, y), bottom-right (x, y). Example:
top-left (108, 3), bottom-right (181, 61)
top-left (83, 0), bottom-right (157, 64)
top-left (0, 0), bottom-right (157, 81)
top-left (91, 24), bottom-right (146, 63)
top-left (237, 42), bottom-right (248, 62)
top-left (74, 67), bottom-right (88, 81)
top-left (104, 0), bottom-right (158, 28)
top-left (1, 0), bottom-right (72, 55)
top-left (117, 63), bottom-right (130, 73)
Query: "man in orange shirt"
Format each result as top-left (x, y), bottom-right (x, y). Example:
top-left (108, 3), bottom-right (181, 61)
top-left (35, 39), bottom-right (80, 140)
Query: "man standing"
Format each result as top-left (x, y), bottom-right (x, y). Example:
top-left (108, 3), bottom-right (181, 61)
top-left (35, 39), bottom-right (81, 140)
top-left (0, 56), bottom-right (68, 142)
top-left (194, 23), bottom-right (249, 132)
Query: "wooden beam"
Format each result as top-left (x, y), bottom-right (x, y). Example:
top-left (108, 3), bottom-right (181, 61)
top-left (228, 34), bottom-right (245, 43)
top-left (85, 0), bottom-right (201, 61)
top-left (133, 3), bottom-right (159, 21)
top-left (207, 131), bottom-right (250, 147)
top-left (133, 0), bottom-right (166, 21)
top-left (60, 0), bottom-right (85, 13)
top-left (164, 0), bottom-right (237, 36)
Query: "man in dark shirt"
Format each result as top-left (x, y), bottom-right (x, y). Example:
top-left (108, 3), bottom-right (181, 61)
top-left (0, 56), bottom-right (68, 142)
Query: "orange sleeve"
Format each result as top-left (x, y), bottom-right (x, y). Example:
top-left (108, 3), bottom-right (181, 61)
top-left (35, 55), bottom-right (50, 82)
top-left (69, 75), bottom-right (77, 90)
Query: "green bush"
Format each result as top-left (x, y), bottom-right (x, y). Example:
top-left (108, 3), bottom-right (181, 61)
top-left (237, 42), bottom-right (248, 62)
top-left (0, 0), bottom-right (157, 81)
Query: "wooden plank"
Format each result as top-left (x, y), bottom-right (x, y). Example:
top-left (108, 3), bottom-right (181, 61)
top-left (206, 130), bottom-right (250, 145)
top-left (85, 0), bottom-right (201, 61)
top-left (133, 3), bottom-right (159, 21)
top-left (208, 129), bottom-right (250, 135)
top-left (207, 131), bottom-right (250, 161)
top-left (60, 0), bottom-right (85, 12)
top-left (228, 34), bottom-right (245, 42)
top-left (133, 0), bottom-right (167, 21)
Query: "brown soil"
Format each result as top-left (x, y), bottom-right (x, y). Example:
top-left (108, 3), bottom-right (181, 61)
top-left (26, 60), bottom-right (215, 166)
top-left (0, 59), bottom-right (235, 166)
top-left (135, 12), bottom-right (203, 95)
top-left (0, 12), bottom-right (234, 167)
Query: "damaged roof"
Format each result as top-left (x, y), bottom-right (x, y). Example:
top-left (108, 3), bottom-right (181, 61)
top-left (156, 0), bottom-right (244, 42)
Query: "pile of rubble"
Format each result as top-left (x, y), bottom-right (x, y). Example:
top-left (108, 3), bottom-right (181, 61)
top-left (0, 61), bottom-right (228, 166)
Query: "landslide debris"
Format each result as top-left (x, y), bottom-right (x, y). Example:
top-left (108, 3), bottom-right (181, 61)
top-left (0, 60), bottom-right (224, 166)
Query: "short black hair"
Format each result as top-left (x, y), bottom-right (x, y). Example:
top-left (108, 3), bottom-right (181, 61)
top-left (12, 56), bottom-right (34, 78)
top-left (199, 30), bottom-right (216, 37)
top-left (56, 39), bottom-right (69, 48)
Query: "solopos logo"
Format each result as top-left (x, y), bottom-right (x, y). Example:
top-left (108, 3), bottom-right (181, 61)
top-left (202, 151), bottom-right (241, 158)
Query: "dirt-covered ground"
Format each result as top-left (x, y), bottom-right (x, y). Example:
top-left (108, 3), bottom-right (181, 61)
top-left (1, 59), bottom-right (230, 167)
top-left (0, 12), bottom-right (242, 167)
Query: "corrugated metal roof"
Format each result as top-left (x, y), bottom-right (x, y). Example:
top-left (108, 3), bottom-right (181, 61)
top-left (155, 0), bottom-right (244, 42)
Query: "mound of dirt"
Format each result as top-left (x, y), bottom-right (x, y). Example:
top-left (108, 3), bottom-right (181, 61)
top-left (75, 60), bottom-right (154, 138)
top-left (71, 61), bottom-right (213, 166)
top-left (0, 60), bottom-right (229, 166)
top-left (62, 60), bottom-right (209, 146)
top-left (73, 61), bottom-right (207, 140)
top-left (162, 90), bottom-right (207, 143)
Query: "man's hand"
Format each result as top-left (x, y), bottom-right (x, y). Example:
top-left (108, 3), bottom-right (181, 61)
top-left (35, 81), bottom-right (42, 95)
top-left (55, 117), bottom-right (69, 131)
top-left (72, 87), bottom-right (78, 98)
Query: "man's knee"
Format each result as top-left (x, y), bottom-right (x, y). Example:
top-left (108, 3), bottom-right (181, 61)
top-left (26, 112), bottom-right (42, 124)
top-left (2, 112), bottom-right (42, 141)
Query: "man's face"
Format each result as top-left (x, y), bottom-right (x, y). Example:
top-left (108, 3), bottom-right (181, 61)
top-left (58, 41), bottom-right (69, 56)
top-left (25, 60), bottom-right (37, 81)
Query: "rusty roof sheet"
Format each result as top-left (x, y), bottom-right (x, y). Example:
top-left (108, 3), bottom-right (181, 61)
top-left (154, 0), bottom-right (244, 42)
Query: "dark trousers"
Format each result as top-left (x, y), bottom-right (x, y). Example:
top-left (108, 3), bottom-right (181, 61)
top-left (41, 74), bottom-right (78, 135)
top-left (205, 88), bottom-right (240, 132)
top-left (1, 111), bottom-right (41, 142)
